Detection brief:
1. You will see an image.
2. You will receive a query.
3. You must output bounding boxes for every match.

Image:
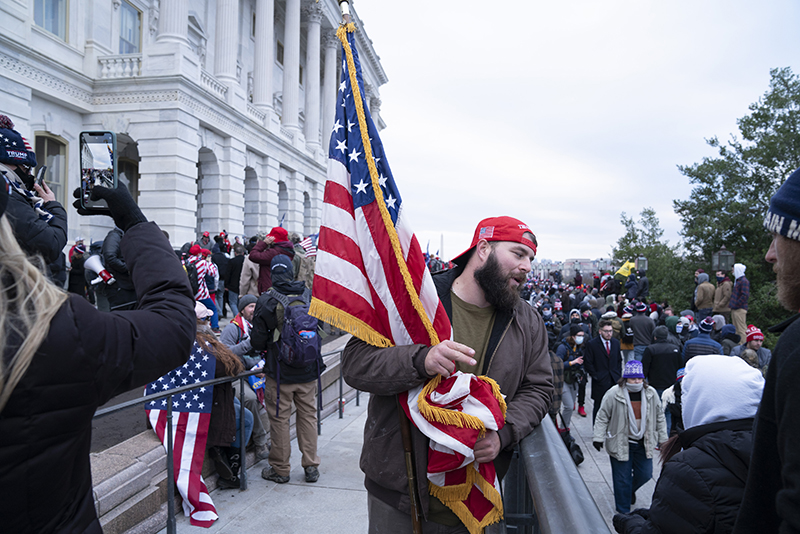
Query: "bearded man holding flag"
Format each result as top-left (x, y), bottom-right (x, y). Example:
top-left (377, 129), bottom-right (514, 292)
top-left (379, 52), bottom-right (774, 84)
top-left (311, 12), bottom-right (552, 534)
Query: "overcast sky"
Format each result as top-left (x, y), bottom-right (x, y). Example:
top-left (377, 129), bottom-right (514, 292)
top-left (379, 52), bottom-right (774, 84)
top-left (351, 1), bottom-right (800, 263)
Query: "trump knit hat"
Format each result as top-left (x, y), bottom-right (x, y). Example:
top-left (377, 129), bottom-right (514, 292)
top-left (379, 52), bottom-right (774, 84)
top-left (452, 216), bottom-right (537, 266)
top-left (764, 167), bottom-right (800, 241)
top-left (746, 325), bottom-right (764, 343)
top-left (0, 115), bottom-right (36, 168)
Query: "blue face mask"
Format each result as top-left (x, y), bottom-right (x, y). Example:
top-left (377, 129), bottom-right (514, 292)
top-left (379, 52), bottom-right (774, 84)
top-left (675, 323), bottom-right (683, 333)
top-left (716, 276), bottom-right (724, 283)
top-left (574, 336), bottom-right (585, 345)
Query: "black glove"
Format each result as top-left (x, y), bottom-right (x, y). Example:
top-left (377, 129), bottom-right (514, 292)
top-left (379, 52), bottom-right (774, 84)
top-left (593, 441), bottom-right (603, 451)
top-left (73, 186), bottom-right (147, 232)
top-left (613, 512), bottom-right (646, 533)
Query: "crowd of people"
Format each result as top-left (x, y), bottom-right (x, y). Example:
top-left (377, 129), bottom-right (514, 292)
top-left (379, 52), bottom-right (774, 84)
top-left (2, 103), bottom-right (800, 534)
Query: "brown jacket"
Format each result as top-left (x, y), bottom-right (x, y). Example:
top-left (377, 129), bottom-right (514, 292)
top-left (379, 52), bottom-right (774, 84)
top-left (342, 267), bottom-right (554, 518)
top-left (239, 255), bottom-right (260, 297)
top-left (696, 281), bottom-right (716, 310)
top-left (713, 279), bottom-right (733, 313)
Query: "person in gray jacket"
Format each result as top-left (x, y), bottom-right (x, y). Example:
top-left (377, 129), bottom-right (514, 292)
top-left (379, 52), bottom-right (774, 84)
top-left (219, 293), bottom-right (270, 460)
top-left (729, 324), bottom-right (771, 369)
top-left (342, 216), bottom-right (553, 533)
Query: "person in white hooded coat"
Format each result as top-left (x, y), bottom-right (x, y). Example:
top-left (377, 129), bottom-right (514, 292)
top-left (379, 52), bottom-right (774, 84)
top-left (611, 355), bottom-right (764, 534)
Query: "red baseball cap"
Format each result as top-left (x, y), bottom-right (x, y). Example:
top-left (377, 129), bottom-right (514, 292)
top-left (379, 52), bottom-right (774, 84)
top-left (202, 231), bottom-right (210, 237)
top-left (268, 227), bottom-right (289, 242)
top-left (452, 216), bottom-right (537, 266)
top-left (189, 244), bottom-right (202, 256)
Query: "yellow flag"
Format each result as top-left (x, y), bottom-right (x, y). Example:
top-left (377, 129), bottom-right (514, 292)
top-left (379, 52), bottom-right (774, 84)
top-left (615, 261), bottom-right (636, 278)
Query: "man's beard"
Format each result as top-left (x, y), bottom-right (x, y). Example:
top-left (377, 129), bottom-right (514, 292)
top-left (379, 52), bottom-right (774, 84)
top-left (473, 251), bottom-right (524, 313)
top-left (775, 237), bottom-right (800, 312)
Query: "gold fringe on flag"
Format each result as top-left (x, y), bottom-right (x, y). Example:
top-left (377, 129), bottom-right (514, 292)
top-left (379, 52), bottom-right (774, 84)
top-left (310, 298), bottom-right (392, 348)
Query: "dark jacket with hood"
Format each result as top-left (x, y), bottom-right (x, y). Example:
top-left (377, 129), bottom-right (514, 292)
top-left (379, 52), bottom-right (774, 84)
top-left (0, 165), bottom-right (68, 264)
top-left (0, 222), bottom-right (195, 534)
top-left (641, 326), bottom-right (683, 390)
top-left (250, 255), bottom-right (324, 384)
top-left (341, 264), bottom-right (553, 519)
top-left (249, 239), bottom-right (295, 294)
top-left (625, 274), bottom-right (638, 300)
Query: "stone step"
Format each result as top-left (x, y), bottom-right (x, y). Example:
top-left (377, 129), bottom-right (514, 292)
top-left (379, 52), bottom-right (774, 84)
top-left (92, 338), bottom-right (357, 534)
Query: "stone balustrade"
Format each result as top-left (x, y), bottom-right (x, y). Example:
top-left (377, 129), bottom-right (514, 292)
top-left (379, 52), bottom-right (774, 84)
top-left (98, 55), bottom-right (142, 79)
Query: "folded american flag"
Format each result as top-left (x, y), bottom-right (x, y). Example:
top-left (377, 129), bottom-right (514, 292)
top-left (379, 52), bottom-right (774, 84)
top-left (401, 372), bottom-right (507, 534)
top-left (145, 341), bottom-right (218, 527)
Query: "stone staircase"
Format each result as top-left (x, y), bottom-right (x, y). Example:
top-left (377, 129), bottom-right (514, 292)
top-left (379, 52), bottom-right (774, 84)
top-left (91, 336), bottom-right (357, 534)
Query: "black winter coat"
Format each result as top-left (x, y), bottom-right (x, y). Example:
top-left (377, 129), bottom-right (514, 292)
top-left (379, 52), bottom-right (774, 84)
top-left (0, 222), bottom-right (196, 534)
top-left (3, 182), bottom-right (68, 263)
top-left (616, 418), bottom-right (754, 534)
top-left (250, 272), bottom-right (324, 385)
top-left (641, 342), bottom-right (683, 390)
top-left (734, 313), bottom-right (800, 533)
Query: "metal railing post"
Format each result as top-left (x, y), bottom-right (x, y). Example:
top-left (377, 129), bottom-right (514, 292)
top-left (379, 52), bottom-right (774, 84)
top-left (339, 359), bottom-right (344, 418)
top-left (317, 374), bottom-right (322, 436)
top-left (239, 377), bottom-right (247, 490)
top-left (166, 394), bottom-right (176, 534)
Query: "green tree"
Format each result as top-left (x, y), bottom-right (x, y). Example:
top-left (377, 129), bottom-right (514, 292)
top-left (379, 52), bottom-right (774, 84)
top-left (673, 67), bottom-right (799, 329)
top-left (612, 208), bottom-right (692, 309)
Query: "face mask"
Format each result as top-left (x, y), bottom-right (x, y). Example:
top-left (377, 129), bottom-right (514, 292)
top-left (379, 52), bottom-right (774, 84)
top-left (626, 381), bottom-right (644, 392)
top-left (574, 336), bottom-right (584, 345)
top-left (571, 317), bottom-right (580, 324)
top-left (675, 323), bottom-right (683, 333)
top-left (15, 166), bottom-right (34, 190)
top-left (543, 311), bottom-right (552, 319)
top-left (716, 276), bottom-right (724, 283)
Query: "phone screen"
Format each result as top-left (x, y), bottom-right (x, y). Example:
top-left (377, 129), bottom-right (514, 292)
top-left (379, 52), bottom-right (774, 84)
top-left (80, 131), bottom-right (117, 210)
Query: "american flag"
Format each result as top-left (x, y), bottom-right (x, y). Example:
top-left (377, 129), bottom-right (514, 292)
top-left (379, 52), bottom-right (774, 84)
top-left (310, 26), bottom-right (450, 348)
top-left (145, 341), bottom-right (218, 527)
top-left (300, 235), bottom-right (317, 258)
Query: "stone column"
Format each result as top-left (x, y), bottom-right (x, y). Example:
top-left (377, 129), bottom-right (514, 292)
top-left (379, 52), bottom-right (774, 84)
top-left (157, 0), bottom-right (189, 44)
top-left (281, 0), bottom-right (301, 132)
top-left (214, 0), bottom-right (239, 84)
top-left (253, 0), bottom-right (275, 111)
top-left (322, 31), bottom-right (339, 150)
top-left (303, 4), bottom-right (323, 149)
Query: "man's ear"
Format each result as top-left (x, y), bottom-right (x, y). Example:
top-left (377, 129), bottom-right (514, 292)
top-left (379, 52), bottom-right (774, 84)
top-left (474, 239), bottom-right (493, 262)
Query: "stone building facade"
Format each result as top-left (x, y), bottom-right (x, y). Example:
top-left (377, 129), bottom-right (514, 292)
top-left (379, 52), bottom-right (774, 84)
top-left (0, 0), bottom-right (387, 246)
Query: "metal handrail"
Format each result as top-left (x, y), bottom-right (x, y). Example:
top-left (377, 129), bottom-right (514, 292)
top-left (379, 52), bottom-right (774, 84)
top-left (517, 416), bottom-right (612, 534)
top-left (92, 347), bottom-right (351, 534)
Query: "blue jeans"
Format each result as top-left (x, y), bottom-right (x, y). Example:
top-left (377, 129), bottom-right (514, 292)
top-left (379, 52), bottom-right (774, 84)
top-left (198, 297), bottom-right (219, 329)
top-left (633, 345), bottom-right (647, 361)
top-left (610, 441), bottom-right (652, 513)
top-left (228, 291), bottom-right (240, 317)
top-left (230, 397), bottom-right (254, 449)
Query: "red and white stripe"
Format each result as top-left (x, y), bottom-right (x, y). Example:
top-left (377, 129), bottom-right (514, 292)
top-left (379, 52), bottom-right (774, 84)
top-left (147, 410), bottom-right (218, 527)
top-left (300, 236), bottom-right (317, 258)
top-left (314, 160), bottom-right (451, 346)
top-left (401, 372), bottom-right (505, 530)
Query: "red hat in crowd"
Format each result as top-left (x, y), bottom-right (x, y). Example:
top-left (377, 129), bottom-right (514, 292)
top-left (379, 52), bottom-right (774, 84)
top-left (746, 325), bottom-right (764, 343)
top-left (201, 248), bottom-right (211, 257)
top-left (452, 216), bottom-right (537, 266)
top-left (268, 226), bottom-right (289, 242)
top-left (202, 231), bottom-right (210, 237)
top-left (189, 244), bottom-right (202, 256)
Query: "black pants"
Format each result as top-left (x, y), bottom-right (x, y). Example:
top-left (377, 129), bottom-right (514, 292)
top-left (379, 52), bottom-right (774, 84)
top-left (578, 378), bottom-right (586, 407)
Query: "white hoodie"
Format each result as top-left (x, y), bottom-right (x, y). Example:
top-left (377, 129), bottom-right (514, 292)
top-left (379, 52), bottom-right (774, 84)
top-left (733, 263), bottom-right (747, 280)
top-left (682, 355), bottom-right (764, 430)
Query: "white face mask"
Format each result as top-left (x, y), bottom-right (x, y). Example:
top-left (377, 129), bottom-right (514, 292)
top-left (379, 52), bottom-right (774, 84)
top-left (675, 323), bottom-right (683, 333)
top-left (574, 335), bottom-right (584, 345)
top-left (626, 381), bottom-right (644, 392)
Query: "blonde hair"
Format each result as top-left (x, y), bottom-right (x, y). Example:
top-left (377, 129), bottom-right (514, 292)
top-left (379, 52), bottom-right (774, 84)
top-left (0, 216), bottom-right (68, 412)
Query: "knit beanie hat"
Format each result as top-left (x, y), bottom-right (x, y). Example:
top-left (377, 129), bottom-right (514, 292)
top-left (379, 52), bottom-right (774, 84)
top-left (764, 166), bottom-right (800, 241)
top-left (189, 244), bottom-right (202, 256)
top-left (698, 316), bottom-right (715, 334)
top-left (268, 226), bottom-right (289, 242)
top-left (653, 325), bottom-right (668, 341)
top-left (635, 302), bottom-right (647, 313)
top-left (0, 115), bottom-right (37, 167)
top-left (238, 294), bottom-right (257, 310)
top-left (623, 305), bottom-right (633, 315)
top-left (746, 325), bottom-right (764, 343)
top-left (569, 324), bottom-right (583, 337)
top-left (622, 360), bottom-right (645, 379)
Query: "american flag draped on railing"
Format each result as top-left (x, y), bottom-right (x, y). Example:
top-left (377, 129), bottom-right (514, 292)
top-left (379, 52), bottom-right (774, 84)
top-left (309, 23), bottom-right (505, 534)
top-left (145, 341), bottom-right (218, 527)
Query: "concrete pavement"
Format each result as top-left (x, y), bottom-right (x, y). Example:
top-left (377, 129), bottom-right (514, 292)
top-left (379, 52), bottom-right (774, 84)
top-left (159, 380), bottom-right (662, 533)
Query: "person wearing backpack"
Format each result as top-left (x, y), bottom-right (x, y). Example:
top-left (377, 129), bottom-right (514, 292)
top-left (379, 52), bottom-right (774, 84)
top-left (250, 255), bottom-right (326, 485)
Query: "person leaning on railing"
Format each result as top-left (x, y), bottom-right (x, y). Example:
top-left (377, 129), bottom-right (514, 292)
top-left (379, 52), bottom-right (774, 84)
top-left (0, 182), bottom-right (196, 534)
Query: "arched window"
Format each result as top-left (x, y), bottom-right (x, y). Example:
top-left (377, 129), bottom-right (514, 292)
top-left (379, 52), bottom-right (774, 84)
top-left (34, 133), bottom-right (68, 207)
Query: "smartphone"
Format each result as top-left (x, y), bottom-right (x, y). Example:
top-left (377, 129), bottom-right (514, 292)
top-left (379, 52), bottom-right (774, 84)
top-left (79, 131), bottom-right (117, 210)
top-left (35, 166), bottom-right (47, 188)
